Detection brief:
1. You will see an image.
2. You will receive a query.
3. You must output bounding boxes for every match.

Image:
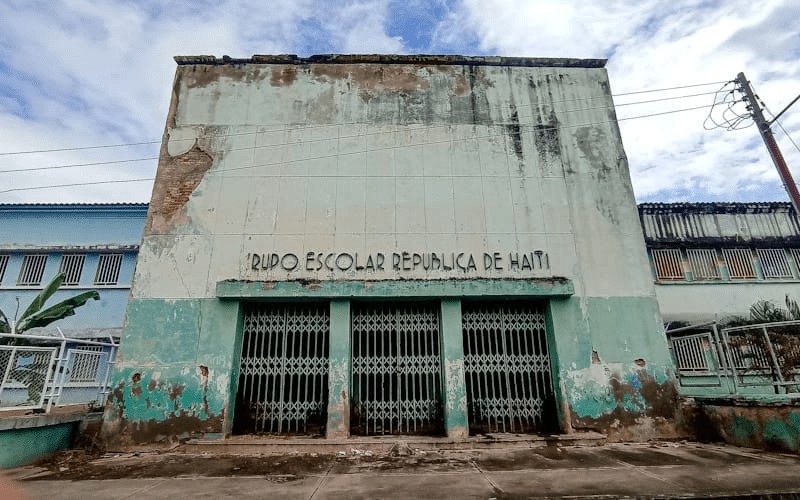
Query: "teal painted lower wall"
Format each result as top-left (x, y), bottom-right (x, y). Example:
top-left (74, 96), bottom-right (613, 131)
top-left (689, 399), bottom-right (800, 453)
top-left (102, 298), bottom-right (239, 445)
top-left (104, 288), bottom-right (681, 444)
top-left (0, 422), bottom-right (76, 468)
top-left (550, 296), bottom-right (680, 440)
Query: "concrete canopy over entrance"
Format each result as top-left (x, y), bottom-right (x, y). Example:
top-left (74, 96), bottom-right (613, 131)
top-left (102, 54), bottom-right (678, 447)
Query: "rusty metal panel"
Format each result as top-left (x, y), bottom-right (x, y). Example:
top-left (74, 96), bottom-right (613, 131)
top-left (687, 249), bottom-right (720, 280)
top-left (652, 249), bottom-right (685, 280)
top-left (722, 248), bottom-right (756, 279)
top-left (757, 249), bottom-right (793, 279)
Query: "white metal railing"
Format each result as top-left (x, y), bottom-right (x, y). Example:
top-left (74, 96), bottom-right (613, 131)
top-left (0, 330), bottom-right (117, 412)
top-left (667, 320), bottom-right (800, 395)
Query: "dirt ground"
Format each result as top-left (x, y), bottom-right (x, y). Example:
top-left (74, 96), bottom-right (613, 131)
top-left (27, 446), bottom-right (486, 481)
top-left (24, 440), bottom-right (767, 482)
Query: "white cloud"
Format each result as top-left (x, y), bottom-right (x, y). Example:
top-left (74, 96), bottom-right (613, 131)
top-left (434, 0), bottom-right (800, 202)
top-left (1, 0), bottom-right (799, 203)
top-left (320, 1), bottom-right (406, 54)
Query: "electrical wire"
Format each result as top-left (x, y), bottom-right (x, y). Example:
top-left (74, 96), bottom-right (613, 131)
top-left (763, 103), bottom-right (800, 156)
top-left (0, 91), bottom-right (719, 174)
top-left (0, 157), bottom-right (159, 174)
top-left (0, 178), bottom-right (154, 194)
top-left (703, 80), bottom-right (752, 131)
top-left (0, 101), bottom-right (717, 195)
top-left (0, 80), bottom-right (730, 157)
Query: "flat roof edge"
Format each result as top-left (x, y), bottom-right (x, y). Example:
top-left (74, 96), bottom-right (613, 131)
top-left (174, 54), bottom-right (607, 69)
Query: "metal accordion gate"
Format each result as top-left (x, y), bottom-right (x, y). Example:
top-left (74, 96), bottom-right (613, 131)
top-left (350, 302), bottom-right (444, 436)
top-left (462, 301), bottom-right (555, 434)
top-left (234, 303), bottom-right (329, 435)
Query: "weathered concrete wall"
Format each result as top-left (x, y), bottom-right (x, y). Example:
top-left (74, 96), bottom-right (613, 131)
top-left (657, 282), bottom-right (800, 322)
top-left (104, 55), bottom-right (676, 444)
top-left (687, 398), bottom-right (800, 453)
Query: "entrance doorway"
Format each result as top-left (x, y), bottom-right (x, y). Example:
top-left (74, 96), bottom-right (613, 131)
top-left (350, 302), bottom-right (444, 436)
top-left (233, 303), bottom-right (329, 435)
top-left (462, 301), bottom-right (557, 434)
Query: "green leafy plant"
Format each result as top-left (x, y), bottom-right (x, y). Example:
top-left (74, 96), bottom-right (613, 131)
top-left (0, 272), bottom-right (99, 339)
top-left (722, 295), bottom-right (800, 392)
top-left (0, 273), bottom-right (99, 403)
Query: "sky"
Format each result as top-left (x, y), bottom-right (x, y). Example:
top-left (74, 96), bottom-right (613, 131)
top-left (0, 0), bottom-right (799, 204)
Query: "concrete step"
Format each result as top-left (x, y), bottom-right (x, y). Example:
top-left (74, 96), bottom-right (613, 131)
top-left (185, 431), bottom-right (607, 454)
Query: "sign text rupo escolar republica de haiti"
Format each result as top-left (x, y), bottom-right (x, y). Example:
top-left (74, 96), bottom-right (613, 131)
top-left (246, 251), bottom-right (550, 275)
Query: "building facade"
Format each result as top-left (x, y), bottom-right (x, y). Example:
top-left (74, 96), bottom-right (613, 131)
top-left (641, 202), bottom-right (800, 323)
top-left (0, 204), bottom-right (146, 339)
top-left (103, 54), bottom-right (678, 446)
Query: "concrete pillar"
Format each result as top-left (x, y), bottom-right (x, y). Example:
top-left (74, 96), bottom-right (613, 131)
top-left (440, 298), bottom-right (469, 439)
top-left (326, 299), bottom-right (351, 439)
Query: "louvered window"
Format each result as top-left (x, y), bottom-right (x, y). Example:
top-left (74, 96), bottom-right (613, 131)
top-left (687, 249), bottom-right (720, 280)
top-left (17, 254), bottom-right (47, 286)
top-left (791, 249), bottom-right (800, 274)
top-left (722, 248), bottom-right (756, 279)
top-left (58, 254), bottom-right (85, 286)
top-left (94, 254), bottom-right (123, 285)
top-left (757, 249), bottom-right (793, 279)
top-left (651, 249), bottom-right (685, 280)
top-left (0, 255), bottom-right (9, 284)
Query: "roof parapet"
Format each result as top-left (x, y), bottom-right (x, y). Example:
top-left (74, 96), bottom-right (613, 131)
top-left (174, 54), bottom-right (607, 69)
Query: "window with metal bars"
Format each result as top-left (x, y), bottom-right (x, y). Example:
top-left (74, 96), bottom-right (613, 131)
top-left (686, 249), bottom-right (720, 280)
top-left (0, 255), bottom-right (8, 284)
top-left (791, 249), bottom-right (800, 274)
top-left (16, 254), bottom-right (48, 286)
top-left (651, 249), bottom-right (685, 280)
top-left (757, 249), bottom-right (793, 279)
top-left (58, 254), bottom-right (85, 286)
top-left (722, 248), bottom-right (756, 279)
top-left (94, 254), bottom-right (123, 285)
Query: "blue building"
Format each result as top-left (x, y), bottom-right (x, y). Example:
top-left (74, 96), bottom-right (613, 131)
top-left (0, 203), bottom-right (147, 340)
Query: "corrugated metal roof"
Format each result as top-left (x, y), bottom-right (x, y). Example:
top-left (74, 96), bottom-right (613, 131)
top-left (638, 202), bottom-right (793, 214)
top-left (638, 202), bottom-right (800, 243)
top-left (0, 203), bottom-right (148, 207)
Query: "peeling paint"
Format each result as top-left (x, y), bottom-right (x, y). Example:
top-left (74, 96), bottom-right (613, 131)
top-left (146, 144), bottom-right (213, 234)
top-left (444, 359), bottom-right (467, 413)
top-left (688, 400), bottom-right (800, 453)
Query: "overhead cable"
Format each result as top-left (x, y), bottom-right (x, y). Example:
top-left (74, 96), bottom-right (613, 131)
top-left (0, 80), bottom-right (730, 156)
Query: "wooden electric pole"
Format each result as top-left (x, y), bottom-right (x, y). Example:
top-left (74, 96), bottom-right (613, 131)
top-left (735, 72), bottom-right (800, 214)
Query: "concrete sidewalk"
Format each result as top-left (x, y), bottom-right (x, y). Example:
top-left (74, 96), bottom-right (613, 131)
top-left (6, 441), bottom-right (800, 499)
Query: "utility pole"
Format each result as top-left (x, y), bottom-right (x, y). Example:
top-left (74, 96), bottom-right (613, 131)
top-left (735, 72), bottom-right (800, 214)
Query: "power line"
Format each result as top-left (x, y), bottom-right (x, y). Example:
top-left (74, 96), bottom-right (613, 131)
top-left (0, 101), bottom-right (717, 195)
top-left (612, 80), bottom-right (731, 97)
top-left (763, 104), bottom-right (800, 156)
top-left (0, 156), bottom-right (159, 174)
top-left (0, 80), bottom-right (729, 157)
top-left (1, 91), bottom-right (719, 174)
top-left (0, 178), bottom-right (154, 194)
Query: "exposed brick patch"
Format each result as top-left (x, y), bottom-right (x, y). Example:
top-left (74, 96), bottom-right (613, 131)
top-left (146, 144), bottom-right (213, 234)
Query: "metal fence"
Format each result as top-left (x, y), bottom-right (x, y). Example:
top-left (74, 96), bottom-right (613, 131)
top-left (666, 320), bottom-right (800, 395)
top-left (0, 331), bottom-right (117, 412)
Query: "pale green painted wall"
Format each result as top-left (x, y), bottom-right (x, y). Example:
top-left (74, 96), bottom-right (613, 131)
top-left (104, 298), bottom-right (238, 443)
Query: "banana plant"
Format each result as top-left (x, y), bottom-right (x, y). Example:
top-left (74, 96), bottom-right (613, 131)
top-left (0, 273), bottom-right (99, 403)
top-left (0, 272), bottom-right (99, 339)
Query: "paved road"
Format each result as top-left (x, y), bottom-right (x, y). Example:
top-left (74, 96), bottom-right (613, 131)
top-left (6, 442), bottom-right (800, 499)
